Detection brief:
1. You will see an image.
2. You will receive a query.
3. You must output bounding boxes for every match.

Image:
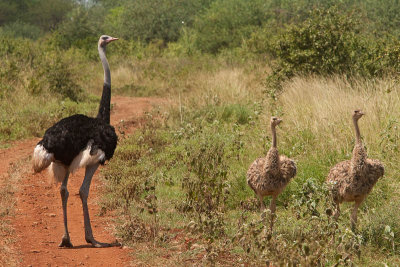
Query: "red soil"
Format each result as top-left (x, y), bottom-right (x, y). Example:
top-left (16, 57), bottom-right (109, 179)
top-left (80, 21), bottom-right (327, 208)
top-left (1, 96), bottom-right (163, 266)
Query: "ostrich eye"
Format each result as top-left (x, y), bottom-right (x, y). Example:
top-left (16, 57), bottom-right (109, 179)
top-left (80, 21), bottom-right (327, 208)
top-left (102, 36), bottom-right (108, 40)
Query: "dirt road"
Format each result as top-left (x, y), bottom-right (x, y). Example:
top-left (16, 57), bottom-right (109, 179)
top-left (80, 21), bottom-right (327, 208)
top-left (1, 96), bottom-right (163, 266)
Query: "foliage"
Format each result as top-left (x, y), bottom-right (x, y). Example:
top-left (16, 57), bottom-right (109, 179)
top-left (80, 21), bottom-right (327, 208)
top-left (101, 67), bottom-right (400, 265)
top-left (0, 37), bottom-right (96, 142)
top-left (105, 0), bottom-right (213, 43)
top-left (191, 0), bottom-right (271, 54)
top-left (263, 6), bottom-right (400, 95)
top-left (235, 180), bottom-right (364, 265)
top-left (3, 1), bottom-right (400, 265)
top-left (181, 131), bottom-right (230, 262)
top-left (0, 0), bottom-right (75, 31)
top-left (0, 21), bottom-right (43, 39)
top-left (101, 114), bottom-right (170, 243)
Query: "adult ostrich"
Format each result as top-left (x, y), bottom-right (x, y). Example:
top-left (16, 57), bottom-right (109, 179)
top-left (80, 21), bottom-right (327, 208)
top-left (327, 110), bottom-right (384, 230)
top-left (32, 35), bottom-right (118, 248)
top-left (247, 117), bottom-right (297, 230)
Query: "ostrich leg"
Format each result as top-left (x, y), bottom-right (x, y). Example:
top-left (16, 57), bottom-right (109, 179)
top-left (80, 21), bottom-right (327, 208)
top-left (79, 163), bottom-right (110, 247)
top-left (258, 195), bottom-right (266, 211)
top-left (269, 195), bottom-right (277, 231)
top-left (351, 200), bottom-right (362, 231)
top-left (59, 172), bottom-right (73, 247)
top-left (333, 201), bottom-right (340, 220)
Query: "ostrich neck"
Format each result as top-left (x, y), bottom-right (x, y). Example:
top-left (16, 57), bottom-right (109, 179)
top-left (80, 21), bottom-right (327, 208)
top-left (272, 125), bottom-right (277, 148)
top-left (96, 45), bottom-right (111, 124)
top-left (351, 118), bottom-right (367, 173)
top-left (353, 118), bottom-right (361, 144)
top-left (265, 125), bottom-right (279, 174)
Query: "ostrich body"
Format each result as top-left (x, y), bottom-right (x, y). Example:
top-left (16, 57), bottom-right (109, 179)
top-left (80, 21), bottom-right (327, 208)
top-left (32, 35), bottom-right (118, 248)
top-left (247, 117), bottom-right (297, 229)
top-left (327, 110), bottom-right (384, 229)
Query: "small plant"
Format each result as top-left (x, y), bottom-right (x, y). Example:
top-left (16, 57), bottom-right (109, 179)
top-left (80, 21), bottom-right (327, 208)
top-left (234, 179), bottom-right (366, 265)
top-left (182, 132), bottom-right (230, 264)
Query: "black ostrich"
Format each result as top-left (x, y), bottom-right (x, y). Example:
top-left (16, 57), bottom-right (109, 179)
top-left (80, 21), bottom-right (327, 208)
top-left (32, 35), bottom-right (118, 248)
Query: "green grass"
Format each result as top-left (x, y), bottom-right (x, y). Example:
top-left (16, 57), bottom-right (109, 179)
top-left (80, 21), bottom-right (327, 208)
top-left (100, 58), bottom-right (400, 265)
top-left (2, 35), bottom-right (400, 265)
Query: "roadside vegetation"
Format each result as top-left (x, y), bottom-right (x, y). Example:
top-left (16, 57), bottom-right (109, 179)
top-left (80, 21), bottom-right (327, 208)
top-left (2, 0), bottom-right (400, 265)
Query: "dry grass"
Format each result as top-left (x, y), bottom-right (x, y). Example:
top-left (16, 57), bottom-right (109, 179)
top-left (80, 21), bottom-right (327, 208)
top-left (281, 76), bottom-right (399, 139)
top-left (0, 158), bottom-right (29, 266)
top-left (101, 61), bottom-right (400, 265)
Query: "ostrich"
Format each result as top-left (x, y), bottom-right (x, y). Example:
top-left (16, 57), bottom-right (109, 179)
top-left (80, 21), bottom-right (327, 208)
top-left (247, 117), bottom-right (297, 230)
top-left (32, 35), bottom-right (118, 248)
top-left (327, 110), bottom-right (384, 230)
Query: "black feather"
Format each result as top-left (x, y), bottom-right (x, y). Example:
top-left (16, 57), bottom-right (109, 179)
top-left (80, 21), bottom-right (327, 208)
top-left (97, 83), bottom-right (111, 124)
top-left (38, 114), bottom-right (117, 166)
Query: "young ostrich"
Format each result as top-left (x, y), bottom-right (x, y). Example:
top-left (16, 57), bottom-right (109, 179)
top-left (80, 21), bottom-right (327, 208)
top-left (32, 35), bottom-right (118, 248)
top-left (247, 117), bottom-right (297, 230)
top-left (327, 110), bottom-right (384, 229)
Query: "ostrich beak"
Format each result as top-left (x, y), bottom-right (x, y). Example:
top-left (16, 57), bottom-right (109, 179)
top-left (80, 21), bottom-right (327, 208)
top-left (107, 37), bottom-right (119, 43)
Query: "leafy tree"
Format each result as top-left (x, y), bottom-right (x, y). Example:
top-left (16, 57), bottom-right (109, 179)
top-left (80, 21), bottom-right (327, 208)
top-left (50, 5), bottom-right (106, 50)
top-left (105, 0), bottom-right (213, 43)
top-left (0, 0), bottom-right (75, 36)
top-left (272, 6), bottom-right (365, 75)
top-left (0, 0), bottom-right (20, 25)
top-left (191, 0), bottom-right (272, 53)
top-left (25, 0), bottom-right (75, 31)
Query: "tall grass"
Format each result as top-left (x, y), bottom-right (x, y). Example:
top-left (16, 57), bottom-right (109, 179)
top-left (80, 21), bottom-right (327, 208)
top-left (102, 56), bottom-right (400, 265)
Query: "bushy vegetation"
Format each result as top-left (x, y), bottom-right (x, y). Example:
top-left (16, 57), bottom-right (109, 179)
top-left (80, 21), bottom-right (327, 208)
top-left (2, 0), bottom-right (400, 265)
top-left (100, 70), bottom-right (400, 265)
top-left (0, 38), bottom-right (99, 141)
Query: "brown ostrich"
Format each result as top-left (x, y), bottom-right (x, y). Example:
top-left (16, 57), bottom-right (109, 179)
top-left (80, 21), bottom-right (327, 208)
top-left (327, 110), bottom-right (384, 230)
top-left (247, 117), bottom-right (297, 230)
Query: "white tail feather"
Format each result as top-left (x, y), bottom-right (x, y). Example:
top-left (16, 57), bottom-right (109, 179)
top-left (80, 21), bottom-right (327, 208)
top-left (37, 143), bottom-right (105, 184)
top-left (32, 145), bottom-right (54, 173)
top-left (69, 146), bottom-right (105, 174)
top-left (49, 162), bottom-right (67, 183)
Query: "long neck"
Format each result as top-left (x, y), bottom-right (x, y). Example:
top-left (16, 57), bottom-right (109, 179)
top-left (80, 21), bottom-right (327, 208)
top-left (264, 124), bottom-right (280, 174)
top-left (351, 117), bottom-right (367, 173)
top-left (353, 118), bottom-right (361, 144)
top-left (96, 45), bottom-right (111, 124)
top-left (271, 124), bottom-right (277, 148)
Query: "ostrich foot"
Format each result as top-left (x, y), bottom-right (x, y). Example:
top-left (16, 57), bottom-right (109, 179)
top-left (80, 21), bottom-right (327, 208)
top-left (86, 237), bottom-right (111, 248)
top-left (58, 237), bottom-right (73, 248)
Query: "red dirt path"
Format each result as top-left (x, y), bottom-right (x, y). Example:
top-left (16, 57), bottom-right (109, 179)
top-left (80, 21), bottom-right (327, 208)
top-left (1, 96), bottom-right (163, 266)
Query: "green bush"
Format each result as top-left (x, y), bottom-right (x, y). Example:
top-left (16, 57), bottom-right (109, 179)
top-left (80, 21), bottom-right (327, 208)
top-left (191, 0), bottom-right (271, 53)
top-left (272, 7), bottom-right (365, 76)
top-left (41, 51), bottom-right (83, 101)
top-left (0, 22), bottom-right (42, 39)
top-left (264, 6), bottom-right (400, 92)
top-left (105, 0), bottom-right (213, 43)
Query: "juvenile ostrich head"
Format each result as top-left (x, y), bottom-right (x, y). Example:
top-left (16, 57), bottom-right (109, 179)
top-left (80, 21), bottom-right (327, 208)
top-left (352, 109), bottom-right (365, 121)
top-left (270, 117), bottom-right (282, 127)
top-left (98, 35), bottom-right (119, 47)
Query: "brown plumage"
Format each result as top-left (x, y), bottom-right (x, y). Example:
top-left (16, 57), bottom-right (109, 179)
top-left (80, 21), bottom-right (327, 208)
top-left (327, 110), bottom-right (384, 229)
top-left (247, 117), bottom-right (297, 230)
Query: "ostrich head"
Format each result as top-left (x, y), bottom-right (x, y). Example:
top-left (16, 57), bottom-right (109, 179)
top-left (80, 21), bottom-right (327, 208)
top-left (98, 35), bottom-right (119, 47)
top-left (271, 117), bottom-right (282, 127)
top-left (352, 109), bottom-right (365, 120)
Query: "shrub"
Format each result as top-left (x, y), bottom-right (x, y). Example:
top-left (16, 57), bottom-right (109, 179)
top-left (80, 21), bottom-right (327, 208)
top-left (0, 22), bottom-right (43, 39)
top-left (191, 0), bottom-right (271, 53)
top-left (105, 0), bottom-right (213, 43)
top-left (235, 180), bottom-right (362, 265)
top-left (264, 5), bottom-right (400, 95)
top-left (41, 51), bottom-right (83, 101)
